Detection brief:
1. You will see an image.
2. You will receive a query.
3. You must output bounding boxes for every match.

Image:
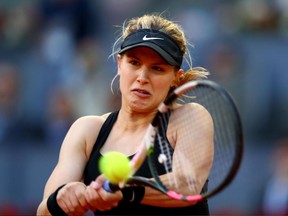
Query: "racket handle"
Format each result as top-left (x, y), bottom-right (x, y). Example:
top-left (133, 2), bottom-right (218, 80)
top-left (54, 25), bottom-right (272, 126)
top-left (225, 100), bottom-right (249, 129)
top-left (103, 180), bottom-right (120, 192)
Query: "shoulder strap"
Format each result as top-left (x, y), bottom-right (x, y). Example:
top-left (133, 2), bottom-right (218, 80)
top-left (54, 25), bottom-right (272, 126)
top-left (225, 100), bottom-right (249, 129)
top-left (83, 111), bottom-right (119, 184)
top-left (94, 111), bottom-right (119, 149)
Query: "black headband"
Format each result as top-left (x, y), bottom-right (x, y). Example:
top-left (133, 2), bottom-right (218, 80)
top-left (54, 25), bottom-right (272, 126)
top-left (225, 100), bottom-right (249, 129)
top-left (119, 29), bottom-right (183, 67)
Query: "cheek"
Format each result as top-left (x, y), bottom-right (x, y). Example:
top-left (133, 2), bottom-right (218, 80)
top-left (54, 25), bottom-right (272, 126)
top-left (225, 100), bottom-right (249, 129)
top-left (119, 71), bottom-right (134, 92)
top-left (154, 75), bottom-right (174, 90)
top-left (154, 81), bottom-right (170, 92)
top-left (153, 79), bottom-right (174, 99)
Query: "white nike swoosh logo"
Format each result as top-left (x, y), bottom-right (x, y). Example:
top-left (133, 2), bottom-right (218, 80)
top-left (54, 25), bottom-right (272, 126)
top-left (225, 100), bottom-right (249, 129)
top-left (129, 190), bottom-right (135, 202)
top-left (143, 35), bottom-right (164, 41)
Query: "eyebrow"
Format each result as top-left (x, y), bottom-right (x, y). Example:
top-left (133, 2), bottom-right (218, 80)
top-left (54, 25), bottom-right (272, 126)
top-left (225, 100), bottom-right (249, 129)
top-left (125, 52), bottom-right (170, 66)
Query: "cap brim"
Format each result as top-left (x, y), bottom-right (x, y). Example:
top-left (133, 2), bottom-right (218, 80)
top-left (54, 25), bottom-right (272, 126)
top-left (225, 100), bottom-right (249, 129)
top-left (119, 42), bottom-right (179, 66)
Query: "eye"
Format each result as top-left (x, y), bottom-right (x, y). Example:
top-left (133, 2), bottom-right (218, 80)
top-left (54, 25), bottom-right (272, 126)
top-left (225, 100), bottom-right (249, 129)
top-left (151, 65), bottom-right (164, 72)
top-left (129, 59), bottom-right (140, 66)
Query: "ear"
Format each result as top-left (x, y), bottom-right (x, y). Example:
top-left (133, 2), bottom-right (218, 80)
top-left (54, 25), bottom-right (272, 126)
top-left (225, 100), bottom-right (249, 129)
top-left (176, 69), bottom-right (184, 78)
top-left (117, 54), bottom-right (122, 74)
top-left (171, 68), bottom-right (184, 88)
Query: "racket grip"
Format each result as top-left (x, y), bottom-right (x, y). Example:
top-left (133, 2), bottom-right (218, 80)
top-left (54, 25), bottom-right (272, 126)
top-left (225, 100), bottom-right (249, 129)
top-left (103, 180), bottom-right (120, 193)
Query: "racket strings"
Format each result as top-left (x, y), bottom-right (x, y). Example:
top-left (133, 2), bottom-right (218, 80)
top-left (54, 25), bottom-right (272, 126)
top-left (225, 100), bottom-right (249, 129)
top-left (157, 97), bottom-right (213, 196)
top-left (156, 133), bottom-right (172, 172)
top-left (150, 83), bottom-right (242, 199)
top-left (193, 87), bottom-right (240, 194)
top-left (157, 114), bottom-right (178, 188)
top-left (181, 90), bottom-right (214, 194)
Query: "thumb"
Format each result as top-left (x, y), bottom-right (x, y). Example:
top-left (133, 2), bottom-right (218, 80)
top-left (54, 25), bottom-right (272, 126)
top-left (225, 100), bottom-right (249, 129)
top-left (90, 174), bottom-right (106, 189)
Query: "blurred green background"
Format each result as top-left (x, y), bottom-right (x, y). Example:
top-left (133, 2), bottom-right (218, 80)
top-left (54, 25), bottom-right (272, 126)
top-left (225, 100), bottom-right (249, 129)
top-left (1, 0), bottom-right (288, 215)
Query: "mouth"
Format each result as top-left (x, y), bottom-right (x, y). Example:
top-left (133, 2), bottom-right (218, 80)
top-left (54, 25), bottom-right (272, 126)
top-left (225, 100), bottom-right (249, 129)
top-left (132, 88), bottom-right (151, 97)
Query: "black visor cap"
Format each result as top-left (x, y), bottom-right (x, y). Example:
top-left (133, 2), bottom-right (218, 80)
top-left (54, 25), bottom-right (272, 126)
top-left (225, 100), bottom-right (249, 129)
top-left (119, 29), bottom-right (183, 67)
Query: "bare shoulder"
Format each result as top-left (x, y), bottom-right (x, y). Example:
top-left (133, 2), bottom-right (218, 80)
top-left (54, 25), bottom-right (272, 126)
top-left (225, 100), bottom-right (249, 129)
top-left (63, 112), bottom-right (112, 157)
top-left (74, 111), bottom-right (111, 125)
top-left (170, 103), bottom-right (213, 129)
top-left (172, 102), bottom-right (211, 117)
top-left (72, 113), bottom-right (112, 139)
top-left (73, 114), bottom-right (108, 129)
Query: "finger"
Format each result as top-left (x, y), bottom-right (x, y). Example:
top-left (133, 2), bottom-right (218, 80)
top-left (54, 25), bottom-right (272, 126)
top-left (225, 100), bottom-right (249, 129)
top-left (66, 196), bottom-right (89, 216)
top-left (98, 186), bottom-right (123, 201)
top-left (119, 181), bottom-right (126, 189)
top-left (57, 199), bottom-right (70, 215)
top-left (56, 186), bottom-right (71, 214)
top-left (85, 181), bottom-right (122, 211)
top-left (59, 185), bottom-right (79, 215)
top-left (97, 188), bottom-right (122, 209)
top-left (75, 187), bottom-right (90, 214)
top-left (64, 196), bottom-right (76, 214)
top-left (68, 185), bottom-right (89, 215)
top-left (94, 174), bottom-right (106, 187)
top-left (85, 185), bottom-right (114, 212)
top-left (89, 181), bottom-right (101, 190)
top-left (85, 185), bottom-right (104, 206)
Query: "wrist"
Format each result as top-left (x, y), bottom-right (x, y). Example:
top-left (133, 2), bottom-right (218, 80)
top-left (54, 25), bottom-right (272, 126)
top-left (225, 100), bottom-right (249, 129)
top-left (121, 186), bottom-right (145, 204)
top-left (47, 184), bottom-right (67, 216)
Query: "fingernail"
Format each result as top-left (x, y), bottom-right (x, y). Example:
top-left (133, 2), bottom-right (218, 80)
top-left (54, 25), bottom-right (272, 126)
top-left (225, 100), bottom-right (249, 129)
top-left (90, 181), bottom-right (99, 189)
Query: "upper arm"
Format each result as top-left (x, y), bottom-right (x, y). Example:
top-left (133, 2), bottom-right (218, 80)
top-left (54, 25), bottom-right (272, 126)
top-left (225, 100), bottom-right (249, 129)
top-left (42, 116), bottom-right (104, 199)
top-left (168, 103), bottom-right (214, 193)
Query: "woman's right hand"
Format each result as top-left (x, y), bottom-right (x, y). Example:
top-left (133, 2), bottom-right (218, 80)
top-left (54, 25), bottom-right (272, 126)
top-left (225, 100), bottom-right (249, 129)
top-left (56, 182), bottom-right (90, 216)
top-left (85, 174), bottom-right (123, 212)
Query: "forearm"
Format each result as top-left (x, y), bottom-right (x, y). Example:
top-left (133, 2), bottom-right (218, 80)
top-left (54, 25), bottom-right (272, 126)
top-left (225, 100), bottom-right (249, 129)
top-left (140, 187), bottom-right (194, 207)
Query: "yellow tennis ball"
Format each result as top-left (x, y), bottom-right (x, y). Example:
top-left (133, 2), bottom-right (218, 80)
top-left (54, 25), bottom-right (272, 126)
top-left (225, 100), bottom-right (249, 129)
top-left (99, 151), bottom-right (131, 184)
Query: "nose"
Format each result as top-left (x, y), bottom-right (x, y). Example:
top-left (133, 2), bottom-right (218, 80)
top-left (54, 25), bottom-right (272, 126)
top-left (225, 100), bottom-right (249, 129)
top-left (137, 68), bottom-right (149, 84)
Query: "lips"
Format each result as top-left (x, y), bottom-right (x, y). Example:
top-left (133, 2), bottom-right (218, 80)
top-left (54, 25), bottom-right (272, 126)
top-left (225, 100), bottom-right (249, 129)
top-left (132, 88), bottom-right (151, 97)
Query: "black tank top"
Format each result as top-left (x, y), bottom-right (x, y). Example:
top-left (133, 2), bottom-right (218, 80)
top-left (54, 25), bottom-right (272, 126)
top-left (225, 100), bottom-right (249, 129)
top-left (83, 111), bottom-right (210, 215)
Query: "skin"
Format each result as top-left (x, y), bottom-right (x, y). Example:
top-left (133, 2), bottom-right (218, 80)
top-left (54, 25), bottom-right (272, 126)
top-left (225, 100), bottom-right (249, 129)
top-left (37, 47), bottom-right (213, 215)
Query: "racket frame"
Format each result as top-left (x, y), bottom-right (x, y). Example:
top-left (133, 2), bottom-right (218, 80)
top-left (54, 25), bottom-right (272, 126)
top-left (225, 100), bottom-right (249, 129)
top-left (103, 80), bottom-right (244, 202)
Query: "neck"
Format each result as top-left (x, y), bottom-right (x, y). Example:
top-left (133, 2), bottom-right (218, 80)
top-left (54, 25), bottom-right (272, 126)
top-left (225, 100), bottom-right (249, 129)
top-left (116, 108), bottom-right (156, 131)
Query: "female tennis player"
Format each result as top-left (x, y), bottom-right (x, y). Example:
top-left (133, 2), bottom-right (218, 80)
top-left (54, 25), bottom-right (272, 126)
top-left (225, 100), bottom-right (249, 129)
top-left (37, 13), bottom-right (212, 215)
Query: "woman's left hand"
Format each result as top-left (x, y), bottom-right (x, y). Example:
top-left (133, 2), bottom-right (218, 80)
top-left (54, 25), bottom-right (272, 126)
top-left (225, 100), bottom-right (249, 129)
top-left (85, 174), bottom-right (123, 212)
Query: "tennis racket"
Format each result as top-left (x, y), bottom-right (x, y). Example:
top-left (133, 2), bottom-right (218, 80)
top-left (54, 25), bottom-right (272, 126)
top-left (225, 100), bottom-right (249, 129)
top-left (102, 79), bottom-right (243, 202)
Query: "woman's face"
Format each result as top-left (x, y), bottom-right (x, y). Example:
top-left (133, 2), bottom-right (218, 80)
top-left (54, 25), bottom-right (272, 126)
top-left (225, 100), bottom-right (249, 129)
top-left (117, 47), bottom-right (182, 113)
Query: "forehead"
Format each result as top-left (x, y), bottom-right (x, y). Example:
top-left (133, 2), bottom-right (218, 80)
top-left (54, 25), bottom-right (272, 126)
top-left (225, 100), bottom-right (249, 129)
top-left (124, 47), bottom-right (170, 64)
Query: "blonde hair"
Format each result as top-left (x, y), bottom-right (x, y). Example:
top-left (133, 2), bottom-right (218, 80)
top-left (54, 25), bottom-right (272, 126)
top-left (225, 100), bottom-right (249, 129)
top-left (112, 13), bottom-right (209, 89)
